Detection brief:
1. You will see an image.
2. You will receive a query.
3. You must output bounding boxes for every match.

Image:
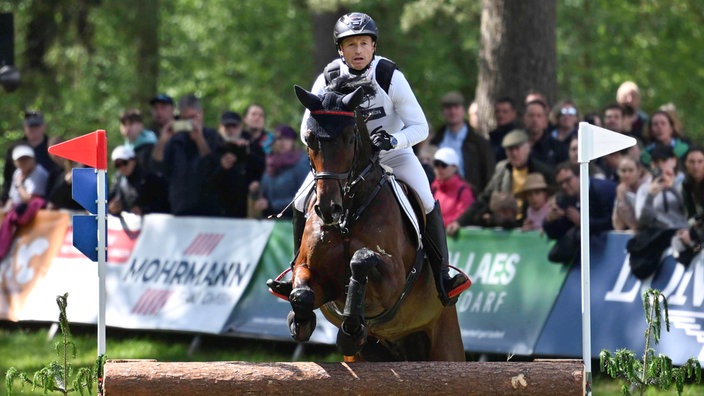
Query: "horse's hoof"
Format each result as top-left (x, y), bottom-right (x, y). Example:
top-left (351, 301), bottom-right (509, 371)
top-left (287, 310), bottom-right (316, 342)
top-left (336, 322), bottom-right (368, 356)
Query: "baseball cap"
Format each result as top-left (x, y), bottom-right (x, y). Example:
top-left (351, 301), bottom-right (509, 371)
top-left (441, 91), bottom-right (465, 107)
top-left (502, 129), bottom-right (529, 148)
top-left (12, 145), bottom-right (35, 161)
top-left (149, 93), bottom-right (174, 106)
top-left (111, 145), bottom-right (135, 162)
top-left (23, 110), bottom-right (44, 127)
top-left (433, 147), bottom-right (460, 167)
top-left (220, 111), bottom-right (242, 126)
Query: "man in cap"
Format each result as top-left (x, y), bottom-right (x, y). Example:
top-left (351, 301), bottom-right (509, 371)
top-left (2, 110), bottom-right (57, 205)
top-left (447, 129), bottom-right (554, 234)
top-left (149, 93), bottom-right (175, 135)
top-left (430, 91), bottom-right (495, 194)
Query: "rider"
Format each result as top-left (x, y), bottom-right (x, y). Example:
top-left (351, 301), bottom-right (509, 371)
top-left (269, 12), bottom-right (468, 306)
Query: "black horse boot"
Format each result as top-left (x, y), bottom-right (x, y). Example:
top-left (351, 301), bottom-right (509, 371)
top-left (267, 209), bottom-right (306, 298)
top-left (423, 201), bottom-right (469, 306)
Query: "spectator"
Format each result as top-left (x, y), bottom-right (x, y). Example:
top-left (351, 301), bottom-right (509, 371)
top-left (149, 93), bottom-right (175, 136)
top-left (45, 136), bottom-right (83, 211)
top-left (2, 110), bottom-right (58, 205)
top-left (583, 111), bottom-right (602, 127)
top-left (108, 145), bottom-right (169, 216)
top-left (430, 148), bottom-right (475, 227)
top-left (487, 191), bottom-right (519, 229)
top-left (0, 145), bottom-right (49, 259)
top-left (518, 173), bottom-right (552, 231)
top-left (524, 100), bottom-right (568, 167)
top-left (416, 144), bottom-right (438, 184)
top-left (217, 110), bottom-right (265, 182)
top-left (603, 103), bottom-right (626, 133)
top-left (635, 145), bottom-right (688, 231)
top-left (549, 99), bottom-right (579, 146)
top-left (567, 134), bottom-right (606, 179)
top-left (243, 103), bottom-right (275, 155)
top-left (629, 145), bottom-right (687, 276)
top-left (430, 91), bottom-right (495, 193)
top-left (489, 97), bottom-right (518, 162)
top-left (467, 101), bottom-right (479, 133)
top-left (119, 108), bottom-right (157, 173)
top-left (612, 155), bottom-right (649, 231)
top-left (640, 110), bottom-right (690, 168)
top-left (447, 130), bottom-right (554, 234)
top-left (616, 81), bottom-right (648, 140)
top-left (543, 162), bottom-right (616, 264)
top-left (248, 125), bottom-right (309, 219)
top-left (673, 146), bottom-right (704, 265)
top-left (152, 93), bottom-right (223, 216)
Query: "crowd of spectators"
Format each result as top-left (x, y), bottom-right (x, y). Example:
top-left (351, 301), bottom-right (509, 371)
top-left (3, 81), bottom-right (703, 269)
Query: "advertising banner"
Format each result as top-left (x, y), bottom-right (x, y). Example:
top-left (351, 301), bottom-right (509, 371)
top-left (106, 214), bottom-right (274, 334)
top-left (222, 221), bottom-right (338, 344)
top-left (0, 211), bottom-right (70, 321)
top-left (535, 232), bottom-right (704, 365)
top-left (450, 228), bottom-right (569, 355)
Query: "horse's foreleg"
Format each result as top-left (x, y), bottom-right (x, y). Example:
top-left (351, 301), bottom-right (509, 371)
top-left (337, 248), bottom-right (377, 356)
top-left (288, 263), bottom-right (316, 342)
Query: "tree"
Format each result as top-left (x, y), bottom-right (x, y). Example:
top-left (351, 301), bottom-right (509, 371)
top-left (475, 0), bottom-right (556, 135)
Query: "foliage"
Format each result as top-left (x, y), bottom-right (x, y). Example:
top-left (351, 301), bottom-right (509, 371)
top-left (600, 289), bottom-right (702, 395)
top-left (4, 294), bottom-right (106, 396)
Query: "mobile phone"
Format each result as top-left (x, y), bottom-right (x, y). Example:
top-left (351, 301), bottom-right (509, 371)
top-left (651, 167), bottom-right (662, 180)
top-left (173, 119), bottom-right (193, 133)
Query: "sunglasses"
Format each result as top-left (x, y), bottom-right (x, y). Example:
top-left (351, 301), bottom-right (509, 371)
top-left (560, 107), bottom-right (577, 116)
top-left (433, 160), bottom-right (449, 169)
top-left (114, 160), bottom-right (129, 168)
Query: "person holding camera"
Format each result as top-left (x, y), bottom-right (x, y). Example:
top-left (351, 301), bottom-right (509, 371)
top-left (152, 94), bottom-right (223, 216)
top-left (543, 162), bottom-right (616, 264)
top-left (212, 111), bottom-right (265, 217)
top-left (671, 146), bottom-right (704, 265)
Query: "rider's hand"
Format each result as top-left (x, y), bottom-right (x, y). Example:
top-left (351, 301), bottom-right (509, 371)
top-left (370, 126), bottom-right (394, 151)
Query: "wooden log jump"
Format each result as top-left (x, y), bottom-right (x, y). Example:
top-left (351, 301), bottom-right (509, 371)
top-left (104, 359), bottom-right (584, 395)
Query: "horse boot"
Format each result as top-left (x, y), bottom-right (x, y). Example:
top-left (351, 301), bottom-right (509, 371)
top-left (423, 201), bottom-right (469, 306)
top-left (267, 209), bottom-right (305, 298)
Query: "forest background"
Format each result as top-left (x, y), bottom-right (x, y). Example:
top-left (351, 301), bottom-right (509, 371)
top-left (0, 0), bottom-right (703, 159)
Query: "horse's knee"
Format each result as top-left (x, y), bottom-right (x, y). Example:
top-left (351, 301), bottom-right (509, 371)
top-left (350, 248), bottom-right (379, 280)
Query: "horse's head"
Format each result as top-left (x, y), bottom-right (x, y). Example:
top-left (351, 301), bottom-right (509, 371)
top-left (295, 77), bottom-right (375, 226)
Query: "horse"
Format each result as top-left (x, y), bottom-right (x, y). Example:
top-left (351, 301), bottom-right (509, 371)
top-left (274, 76), bottom-right (466, 361)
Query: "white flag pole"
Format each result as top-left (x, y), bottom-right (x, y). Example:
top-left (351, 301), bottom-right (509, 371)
top-left (97, 169), bottom-right (107, 356)
top-left (577, 122), bottom-right (636, 396)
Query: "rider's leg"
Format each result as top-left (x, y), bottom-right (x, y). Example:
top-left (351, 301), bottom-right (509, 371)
top-left (385, 150), bottom-right (468, 306)
top-left (267, 173), bottom-right (312, 297)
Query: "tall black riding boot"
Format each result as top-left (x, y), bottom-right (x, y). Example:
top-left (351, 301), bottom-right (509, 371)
top-left (267, 209), bottom-right (306, 297)
top-left (423, 201), bottom-right (469, 306)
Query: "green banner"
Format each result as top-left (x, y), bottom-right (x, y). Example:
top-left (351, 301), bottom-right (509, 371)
top-left (450, 228), bottom-right (568, 354)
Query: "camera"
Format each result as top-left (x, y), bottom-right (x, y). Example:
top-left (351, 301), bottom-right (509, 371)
top-left (173, 119), bottom-right (193, 133)
top-left (651, 166), bottom-right (662, 180)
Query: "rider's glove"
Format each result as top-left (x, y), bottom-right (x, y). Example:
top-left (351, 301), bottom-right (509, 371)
top-left (370, 126), bottom-right (396, 151)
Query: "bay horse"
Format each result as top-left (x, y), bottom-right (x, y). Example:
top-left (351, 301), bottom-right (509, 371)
top-left (272, 76), bottom-right (466, 361)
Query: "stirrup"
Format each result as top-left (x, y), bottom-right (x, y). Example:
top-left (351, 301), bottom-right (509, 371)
top-left (439, 265), bottom-right (472, 306)
top-left (267, 268), bottom-right (293, 301)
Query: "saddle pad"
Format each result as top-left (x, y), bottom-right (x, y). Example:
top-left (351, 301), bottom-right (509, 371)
top-left (388, 174), bottom-right (422, 248)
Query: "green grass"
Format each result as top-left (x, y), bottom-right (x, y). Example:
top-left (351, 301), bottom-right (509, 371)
top-left (1, 323), bottom-right (702, 396)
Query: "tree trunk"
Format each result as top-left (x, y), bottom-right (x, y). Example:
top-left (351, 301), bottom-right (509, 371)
top-left (131, 0), bottom-right (159, 108)
top-left (310, 8), bottom-right (346, 83)
top-left (475, 0), bottom-right (557, 135)
top-left (104, 359), bottom-right (584, 396)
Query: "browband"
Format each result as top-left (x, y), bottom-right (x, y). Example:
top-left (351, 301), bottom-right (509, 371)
top-left (311, 110), bottom-right (355, 117)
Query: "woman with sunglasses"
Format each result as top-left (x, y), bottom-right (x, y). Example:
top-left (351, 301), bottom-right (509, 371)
top-left (430, 148), bottom-right (475, 227)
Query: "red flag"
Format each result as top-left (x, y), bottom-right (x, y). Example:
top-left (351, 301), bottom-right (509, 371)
top-left (48, 130), bottom-right (107, 170)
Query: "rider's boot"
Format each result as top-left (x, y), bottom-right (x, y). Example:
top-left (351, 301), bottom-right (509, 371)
top-left (423, 201), bottom-right (470, 306)
top-left (267, 209), bottom-right (305, 297)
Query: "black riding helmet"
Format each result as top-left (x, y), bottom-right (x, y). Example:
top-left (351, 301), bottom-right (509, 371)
top-left (333, 12), bottom-right (378, 48)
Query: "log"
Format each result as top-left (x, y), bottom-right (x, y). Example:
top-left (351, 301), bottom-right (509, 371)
top-left (104, 359), bottom-right (584, 396)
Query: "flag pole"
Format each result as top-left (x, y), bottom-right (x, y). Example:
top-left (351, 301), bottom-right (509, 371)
top-left (578, 125), bottom-right (593, 396)
top-left (97, 168), bottom-right (107, 356)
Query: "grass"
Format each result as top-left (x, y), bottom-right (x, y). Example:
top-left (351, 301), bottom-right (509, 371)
top-left (1, 322), bottom-right (702, 396)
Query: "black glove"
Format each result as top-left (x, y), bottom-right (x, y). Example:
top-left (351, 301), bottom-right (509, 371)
top-left (370, 126), bottom-right (394, 151)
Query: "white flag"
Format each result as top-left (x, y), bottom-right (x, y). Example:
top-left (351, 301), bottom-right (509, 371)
top-left (578, 122), bottom-right (637, 162)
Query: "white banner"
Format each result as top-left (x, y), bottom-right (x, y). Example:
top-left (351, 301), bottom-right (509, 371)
top-left (106, 214), bottom-right (274, 333)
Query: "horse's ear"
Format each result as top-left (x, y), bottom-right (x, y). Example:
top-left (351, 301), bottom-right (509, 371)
top-left (342, 87), bottom-right (364, 111)
top-left (294, 85), bottom-right (321, 111)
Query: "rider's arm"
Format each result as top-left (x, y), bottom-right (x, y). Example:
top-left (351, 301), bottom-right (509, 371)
top-left (387, 70), bottom-right (429, 150)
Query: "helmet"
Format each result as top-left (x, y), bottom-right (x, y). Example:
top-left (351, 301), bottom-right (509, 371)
top-left (333, 12), bottom-right (378, 47)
